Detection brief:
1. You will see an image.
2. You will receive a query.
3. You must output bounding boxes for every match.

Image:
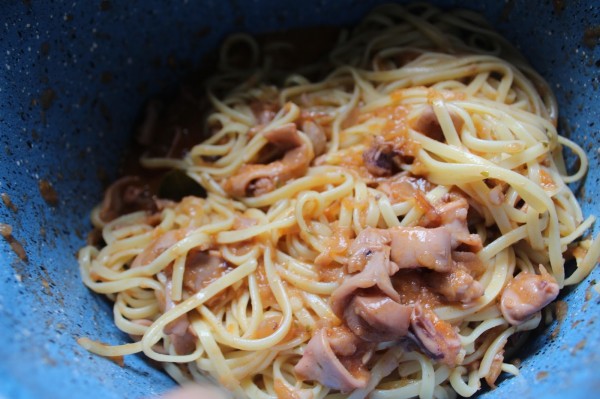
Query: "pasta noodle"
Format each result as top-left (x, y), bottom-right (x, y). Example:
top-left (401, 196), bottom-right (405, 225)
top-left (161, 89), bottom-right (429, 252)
top-left (78, 3), bottom-right (599, 399)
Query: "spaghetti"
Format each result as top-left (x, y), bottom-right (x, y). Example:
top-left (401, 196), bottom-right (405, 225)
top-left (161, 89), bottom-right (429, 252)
top-left (78, 4), bottom-right (599, 399)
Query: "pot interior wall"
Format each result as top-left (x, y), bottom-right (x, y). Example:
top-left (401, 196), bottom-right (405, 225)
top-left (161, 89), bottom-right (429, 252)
top-left (0, 1), bottom-right (599, 398)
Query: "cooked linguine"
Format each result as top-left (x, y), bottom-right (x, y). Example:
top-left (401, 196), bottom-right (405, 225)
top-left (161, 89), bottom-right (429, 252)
top-left (78, 4), bottom-right (599, 398)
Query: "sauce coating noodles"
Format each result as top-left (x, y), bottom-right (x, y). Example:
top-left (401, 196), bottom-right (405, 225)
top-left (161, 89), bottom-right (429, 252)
top-left (78, 4), bottom-right (599, 399)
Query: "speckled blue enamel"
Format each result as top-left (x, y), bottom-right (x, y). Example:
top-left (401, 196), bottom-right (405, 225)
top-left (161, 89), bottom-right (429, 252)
top-left (0, 1), bottom-right (598, 398)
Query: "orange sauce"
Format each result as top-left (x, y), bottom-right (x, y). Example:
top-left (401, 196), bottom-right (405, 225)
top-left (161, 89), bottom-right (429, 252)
top-left (326, 225), bottom-right (353, 257)
top-left (427, 88), bottom-right (467, 102)
top-left (378, 105), bottom-right (409, 140)
top-left (390, 89), bottom-right (404, 103)
top-left (414, 190), bottom-right (439, 225)
top-left (378, 176), bottom-right (434, 204)
top-left (0, 223), bottom-right (28, 262)
top-left (253, 316), bottom-right (307, 344)
top-left (253, 316), bottom-right (281, 339)
top-left (329, 147), bottom-right (365, 169)
top-left (228, 241), bottom-right (255, 256)
top-left (393, 270), bottom-right (443, 309)
top-left (315, 224), bottom-right (352, 265)
top-left (317, 264), bottom-right (345, 283)
top-left (178, 196), bottom-right (206, 219)
top-left (1, 193), bottom-right (17, 212)
top-left (255, 264), bottom-right (277, 307)
top-left (274, 379), bottom-right (301, 399)
top-left (107, 355), bottom-right (125, 367)
top-left (323, 199), bottom-right (341, 221)
top-left (472, 115), bottom-right (491, 140)
top-left (539, 169), bottom-right (556, 190)
top-left (38, 179), bottom-right (59, 206)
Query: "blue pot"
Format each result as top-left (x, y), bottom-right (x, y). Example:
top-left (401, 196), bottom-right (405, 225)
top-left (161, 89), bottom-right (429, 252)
top-left (1, 1), bottom-right (598, 398)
